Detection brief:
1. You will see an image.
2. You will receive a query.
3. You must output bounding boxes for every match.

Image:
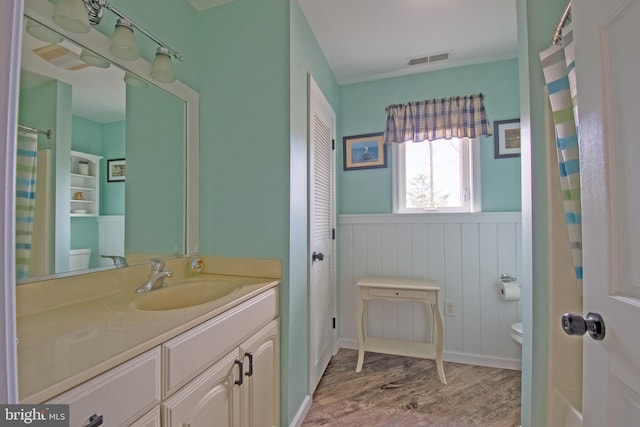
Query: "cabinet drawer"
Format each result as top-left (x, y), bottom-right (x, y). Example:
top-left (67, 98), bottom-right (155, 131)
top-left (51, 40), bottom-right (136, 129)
top-left (162, 288), bottom-right (278, 397)
top-left (367, 287), bottom-right (436, 302)
top-left (47, 347), bottom-right (160, 427)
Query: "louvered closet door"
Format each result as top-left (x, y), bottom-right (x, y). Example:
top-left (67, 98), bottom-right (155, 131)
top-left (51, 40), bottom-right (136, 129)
top-left (309, 76), bottom-right (336, 394)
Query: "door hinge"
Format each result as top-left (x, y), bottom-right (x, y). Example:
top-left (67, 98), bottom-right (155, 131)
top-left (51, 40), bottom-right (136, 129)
top-left (332, 317), bottom-right (336, 329)
top-left (332, 228), bottom-right (336, 240)
top-left (332, 139), bottom-right (335, 150)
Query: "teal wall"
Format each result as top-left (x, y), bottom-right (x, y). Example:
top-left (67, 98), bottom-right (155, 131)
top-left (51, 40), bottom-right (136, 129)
top-left (196, 0), bottom-right (292, 420)
top-left (100, 121), bottom-right (125, 215)
top-left (289, 0), bottom-right (339, 422)
top-left (18, 81), bottom-right (57, 152)
top-left (126, 86), bottom-right (184, 255)
top-left (338, 59), bottom-right (521, 214)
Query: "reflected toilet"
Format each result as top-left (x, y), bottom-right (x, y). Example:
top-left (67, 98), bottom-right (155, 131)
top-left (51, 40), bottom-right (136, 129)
top-left (69, 248), bottom-right (91, 271)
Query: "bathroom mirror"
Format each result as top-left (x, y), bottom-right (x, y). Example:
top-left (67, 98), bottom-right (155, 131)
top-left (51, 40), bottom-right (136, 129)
top-left (17, 1), bottom-right (199, 283)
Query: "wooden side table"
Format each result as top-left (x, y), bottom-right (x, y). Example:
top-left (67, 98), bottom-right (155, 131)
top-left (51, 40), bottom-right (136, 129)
top-left (355, 276), bottom-right (447, 384)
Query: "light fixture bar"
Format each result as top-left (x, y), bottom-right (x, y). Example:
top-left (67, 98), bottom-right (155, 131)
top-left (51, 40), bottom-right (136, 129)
top-left (83, 0), bottom-right (183, 61)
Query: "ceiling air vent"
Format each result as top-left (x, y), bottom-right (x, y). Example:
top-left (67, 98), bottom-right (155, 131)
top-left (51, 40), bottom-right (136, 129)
top-left (406, 51), bottom-right (451, 67)
top-left (33, 44), bottom-right (90, 71)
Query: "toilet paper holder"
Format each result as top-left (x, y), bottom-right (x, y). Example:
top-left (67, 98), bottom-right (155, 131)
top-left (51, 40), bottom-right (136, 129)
top-left (499, 273), bottom-right (517, 282)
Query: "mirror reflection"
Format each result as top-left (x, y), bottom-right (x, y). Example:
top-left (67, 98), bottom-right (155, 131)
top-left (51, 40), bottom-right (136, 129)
top-left (16, 17), bottom-right (186, 283)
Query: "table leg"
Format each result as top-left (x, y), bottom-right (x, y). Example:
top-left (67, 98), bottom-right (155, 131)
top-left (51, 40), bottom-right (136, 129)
top-left (356, 297), bottom-right (365, 372)
top-left (431, 301), bottom-right (447, 384)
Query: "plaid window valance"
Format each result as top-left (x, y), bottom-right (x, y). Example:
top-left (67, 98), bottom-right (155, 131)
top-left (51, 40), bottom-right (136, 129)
top-left (383, 94), bottom-right (493, 144)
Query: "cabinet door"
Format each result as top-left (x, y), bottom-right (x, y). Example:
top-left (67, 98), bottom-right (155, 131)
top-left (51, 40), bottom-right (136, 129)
top-left (130, 406), bottom-right (160, 427)
top-left (162, 350), bottom-right (241, 427)
top-left (240, 319), bottom-right (279, 427)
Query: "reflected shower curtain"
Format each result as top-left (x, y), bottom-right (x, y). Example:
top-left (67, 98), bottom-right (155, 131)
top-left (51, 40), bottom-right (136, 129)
top-left (540, 22), bottom-right (583, 294)
top-left (15, 132), bottom-right (38, 279)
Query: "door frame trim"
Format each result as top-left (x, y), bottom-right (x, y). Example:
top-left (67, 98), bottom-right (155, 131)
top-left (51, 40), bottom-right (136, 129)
top-left (307, 74), bottom-right (337, 395)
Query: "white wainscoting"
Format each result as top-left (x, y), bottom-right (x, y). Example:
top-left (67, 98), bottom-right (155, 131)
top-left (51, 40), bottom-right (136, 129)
top-left (337, 213), bottom-right (523, 370)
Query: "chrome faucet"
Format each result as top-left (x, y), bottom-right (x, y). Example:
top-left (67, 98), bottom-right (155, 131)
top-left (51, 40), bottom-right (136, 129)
top-left (136, 259), bottom-right (173, 293)
top-left (102, 255), bottom-right (128, 268)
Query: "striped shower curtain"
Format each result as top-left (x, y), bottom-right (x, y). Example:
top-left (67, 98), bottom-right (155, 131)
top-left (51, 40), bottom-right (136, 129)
top-left (540, 22), bottom-right (583, 294)
top-left (15, 132), bottom-right (38, 279)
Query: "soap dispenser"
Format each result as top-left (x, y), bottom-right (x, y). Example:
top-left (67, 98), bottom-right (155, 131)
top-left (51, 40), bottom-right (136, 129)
top-left (189, 246), bottom-right (203, 275)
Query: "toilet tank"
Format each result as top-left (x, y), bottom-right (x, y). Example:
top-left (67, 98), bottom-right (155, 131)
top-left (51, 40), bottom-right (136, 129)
top-left (69, 248), bottom-right (92, 271)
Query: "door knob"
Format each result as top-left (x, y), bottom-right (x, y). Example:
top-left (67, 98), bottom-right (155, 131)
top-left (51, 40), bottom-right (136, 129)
top-left (312, 251), bottom-right (324, 261)
top-left (561, 312), bottom-right (606, 341)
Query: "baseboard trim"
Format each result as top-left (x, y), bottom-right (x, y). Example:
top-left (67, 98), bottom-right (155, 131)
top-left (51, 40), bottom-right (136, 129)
top-left (336, 339), bottom-right (521, 371)
top-left (444, 351), bottom-right (522, 371)
top-left (289, 394), bottom-right (312, 427)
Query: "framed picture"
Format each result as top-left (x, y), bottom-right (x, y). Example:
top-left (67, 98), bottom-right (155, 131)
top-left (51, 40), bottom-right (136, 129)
top-left (494, 119), bottom-right (521, 159)
top-left (107, 158), bottom-right (126, 182)
top-left (343, 132), bottom-right (387, 171)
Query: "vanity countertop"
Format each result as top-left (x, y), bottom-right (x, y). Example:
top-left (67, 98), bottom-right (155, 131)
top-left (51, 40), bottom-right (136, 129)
top-left (16, 256), bottom-right (281, 403)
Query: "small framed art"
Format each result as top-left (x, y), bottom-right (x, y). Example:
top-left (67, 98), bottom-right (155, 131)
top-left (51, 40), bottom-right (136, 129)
top-left (493, 119), bottom-right (521, 159)
top-left (343, 132), bottom-right (387, 171)
top-left (107, 158), bottom-right (126, 182)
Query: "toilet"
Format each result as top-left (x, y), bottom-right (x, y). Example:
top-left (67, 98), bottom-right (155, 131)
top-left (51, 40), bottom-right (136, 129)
top-left (510, 322), bottom-right (523, 345)
top-left (69, 248), bottom-right (92, 271)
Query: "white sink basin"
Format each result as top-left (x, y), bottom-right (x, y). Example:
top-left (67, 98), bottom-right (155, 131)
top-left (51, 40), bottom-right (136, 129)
top-left (133, 278), bottom-right (240, 311)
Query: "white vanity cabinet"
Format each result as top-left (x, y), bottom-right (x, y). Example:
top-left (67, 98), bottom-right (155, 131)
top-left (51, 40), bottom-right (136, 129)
top-left (70, 150), bottom-right (102, 217)
top-left (162, 319), bottom-right (279, 427)
top-left (44, 287), bottom-right (279, 427)
top-left (162, 289), bottom-right (279, 427)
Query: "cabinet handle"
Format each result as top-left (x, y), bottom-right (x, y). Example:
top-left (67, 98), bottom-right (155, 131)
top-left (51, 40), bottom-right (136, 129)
top-left (234, 359), bottom-right (243, 385)
top-left (83, 414), bottom-right (103, 427)
top-left (244, 352), bottom-right (254, 377)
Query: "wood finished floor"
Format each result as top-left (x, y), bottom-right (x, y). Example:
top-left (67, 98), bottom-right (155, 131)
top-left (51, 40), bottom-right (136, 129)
top-left (302, 349), bottom-right (521, 427)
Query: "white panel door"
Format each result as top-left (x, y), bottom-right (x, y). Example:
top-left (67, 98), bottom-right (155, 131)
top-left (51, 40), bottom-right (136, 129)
top-left (573, 0), bottom-right (640, 425)
top-left (308, 76), bottom-right (336, 394)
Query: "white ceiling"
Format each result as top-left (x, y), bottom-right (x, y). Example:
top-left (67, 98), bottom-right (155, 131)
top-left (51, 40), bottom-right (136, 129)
top-left (188, 0), bottom-right (519, 84)
top-left (296, 0), bottom-right (519, 84)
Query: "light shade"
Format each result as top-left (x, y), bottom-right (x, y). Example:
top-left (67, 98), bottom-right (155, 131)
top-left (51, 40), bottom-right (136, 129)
top-left (151, 47), bottom-right (176, 83)
top-left (80, 49), bottom-right (110, 68)
top-left (110, 19), bottom-right (139, 61)
top-left (26, 20), bottom-right (64, 43)
top-left (124, 72), bottom-right (148, 88)
top-left (53, 0), bottom-right (90, 33)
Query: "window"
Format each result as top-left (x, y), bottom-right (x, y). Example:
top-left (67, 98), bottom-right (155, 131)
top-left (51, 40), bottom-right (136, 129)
top-left (393, 138), bottom-right (480, 213)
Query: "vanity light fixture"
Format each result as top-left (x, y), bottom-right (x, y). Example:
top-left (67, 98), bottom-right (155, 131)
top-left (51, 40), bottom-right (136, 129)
top-left (123, 72), bottom-right (148, 88)
top-left (53, 0), bottom-right (91, 34)
top-left (80, 48), bottom-right (111, 68)
top-left (151, 47), bottom-right (176, 83)
top-left (26, 19), bottom-right (64, 43)
top-left (52, 0), bottom-right (183, 82)
top-left (109, 19), bottom-right (139, 61)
